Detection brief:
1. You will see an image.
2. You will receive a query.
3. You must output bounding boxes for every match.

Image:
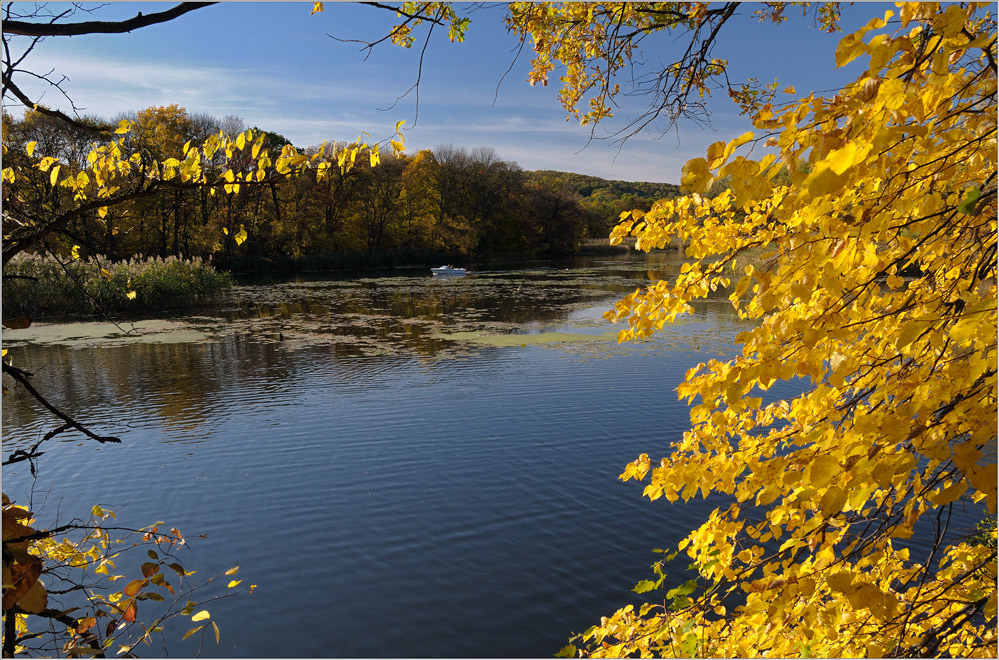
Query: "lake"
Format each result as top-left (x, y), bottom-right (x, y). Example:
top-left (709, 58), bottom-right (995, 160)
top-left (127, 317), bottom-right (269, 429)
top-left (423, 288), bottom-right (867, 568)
top-left (1, 252), bottom-right (981, 657)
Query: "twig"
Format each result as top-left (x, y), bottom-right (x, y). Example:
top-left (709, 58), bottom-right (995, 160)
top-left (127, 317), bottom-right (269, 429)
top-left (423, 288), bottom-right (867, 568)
top-left (2, 362), bottom-right (121, 455)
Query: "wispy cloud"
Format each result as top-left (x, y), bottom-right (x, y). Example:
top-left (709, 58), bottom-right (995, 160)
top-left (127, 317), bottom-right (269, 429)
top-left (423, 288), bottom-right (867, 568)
top-left (10, 48), bottom-right (392, 116)
top-left (5, 28), bottom-right (749, 183)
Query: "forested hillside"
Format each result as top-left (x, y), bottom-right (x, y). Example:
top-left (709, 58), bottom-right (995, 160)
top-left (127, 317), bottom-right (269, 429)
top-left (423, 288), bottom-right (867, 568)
top-left (526, 170), bottom-right (680, 236)
top-left (4, 106), bottom-right (679, 271)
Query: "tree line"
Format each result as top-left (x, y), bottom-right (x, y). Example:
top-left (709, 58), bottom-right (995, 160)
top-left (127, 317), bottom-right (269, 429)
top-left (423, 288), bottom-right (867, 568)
top-left (3, 105), bottom-right (678, 270)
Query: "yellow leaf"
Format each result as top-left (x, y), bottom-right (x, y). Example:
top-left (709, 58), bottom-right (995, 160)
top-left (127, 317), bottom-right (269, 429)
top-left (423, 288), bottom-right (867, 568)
top-left (723, 131), bottom-right (754, 161)
top-left (826, 570), bottom-right (853, 595)
top-left (681, 158), bottom-right (713, 194)
top-left (234, 226), bottom-right (248, 246)
top-left (212, 621), bottom-right (220, 644)
top-left (126, 290), bottom-right (137, 300)
top-left (227, 580), bottom-right (242, 589)
top-left (807, 455), bottom-right (839, 489)
top-left (71, 245), bottom-right (81, 261)
top-left (966, 463), bottom-right (997, 505)
top-left (182, 625), bottom-right (204, 640)
top-left (819, 486), bottom-right (847, 516)
top-left (929, 480), bottom-right (968, 506)
top-left (706, 141), bottom-right (726, 167)
top-left (952, 441), bottom-right (982, 472)
top-left (834, 31), bottom-right (865, 68)
top-left (26, 141), bottom-right (36, 157)
top-left (50, 164), bottom-right (61, 187)
top-left (224, 566), bottom-right (239, 576)
top-left (934, 4), bottom-right (967, 38)
top-left (823, 142), bottom-right (868, 175)
top-left (310, 1), bottom-right (324, 14)
top-left (804, 166), bottom-right (846, 198)
top-left (191, 610), bottom-right (210, 622)
top-left (756, 483), bottom-right (781, 506)
top-left (895, 322), bottom-right (925, 350)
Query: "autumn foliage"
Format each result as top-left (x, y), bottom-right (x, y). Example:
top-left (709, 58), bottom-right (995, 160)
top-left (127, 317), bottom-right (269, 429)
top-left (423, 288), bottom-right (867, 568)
top-left (2, 2), bottom-right (995, 657)
top-left (554, 3), bottom-right (996, 657)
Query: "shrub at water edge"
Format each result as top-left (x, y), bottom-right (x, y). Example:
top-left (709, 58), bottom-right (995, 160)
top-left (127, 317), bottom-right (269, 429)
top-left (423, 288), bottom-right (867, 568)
top-left (3, 253), bottom-right (235, 317)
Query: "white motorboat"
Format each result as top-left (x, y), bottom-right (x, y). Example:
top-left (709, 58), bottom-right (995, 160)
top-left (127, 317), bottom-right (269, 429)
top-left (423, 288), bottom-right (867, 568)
top-left (431, 265), bottom-right (467, 276)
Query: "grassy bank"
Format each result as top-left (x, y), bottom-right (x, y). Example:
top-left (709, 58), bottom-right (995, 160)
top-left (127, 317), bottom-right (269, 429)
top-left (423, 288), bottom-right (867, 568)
top-left (3, 253), bottom-right (234, 318)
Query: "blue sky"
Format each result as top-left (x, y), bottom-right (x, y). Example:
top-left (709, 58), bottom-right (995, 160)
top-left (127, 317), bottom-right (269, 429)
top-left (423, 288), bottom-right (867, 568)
top-left (6, 2), bottom-right (891, 182)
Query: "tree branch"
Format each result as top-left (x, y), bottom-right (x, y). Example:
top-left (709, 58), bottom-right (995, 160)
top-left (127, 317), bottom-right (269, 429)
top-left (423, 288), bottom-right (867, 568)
top-left (2, 362), bottom-right (121, 448)
top-left (360, 1), bottom-right (447, 26)
top-left (1, 69), bottom-right (113, 132)
top-left (2, 2), bottom-right (216, 37)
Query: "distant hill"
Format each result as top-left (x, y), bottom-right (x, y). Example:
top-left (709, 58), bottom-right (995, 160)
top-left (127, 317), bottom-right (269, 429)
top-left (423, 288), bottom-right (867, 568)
top-left (526, 170), bottom-right (680, 201)
top-left (525, 170), bottom-right (681, 236)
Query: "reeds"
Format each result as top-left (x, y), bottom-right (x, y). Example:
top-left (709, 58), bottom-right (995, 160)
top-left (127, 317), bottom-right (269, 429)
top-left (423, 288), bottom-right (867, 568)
top-left (3, 253), bottom-right (235, 317)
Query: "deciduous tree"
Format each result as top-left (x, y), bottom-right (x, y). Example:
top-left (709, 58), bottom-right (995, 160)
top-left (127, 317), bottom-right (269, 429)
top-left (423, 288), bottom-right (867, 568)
top-left (542, 3), bottom-right (996, 656)
top-left (1, 5), bottom-right (397, 654)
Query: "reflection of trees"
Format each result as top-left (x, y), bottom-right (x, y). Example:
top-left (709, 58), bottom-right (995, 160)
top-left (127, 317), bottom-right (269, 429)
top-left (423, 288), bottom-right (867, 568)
top-left (225, 273), bottom-right (636, 357)
top-left (2, 254), bottom-right (745, 451)
top-left (223, 252), bottom-right (744, 358)
top-left (3, 343), bottom-right (221, 452)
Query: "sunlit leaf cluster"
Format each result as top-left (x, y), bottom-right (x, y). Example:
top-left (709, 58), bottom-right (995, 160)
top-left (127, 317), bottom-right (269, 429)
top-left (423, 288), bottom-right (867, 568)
top-left (311, 1), bottom-right (469, 48)
top-left (1, 112), bottom-right (405, 266)
top-left (504, 2), bottom-right (840, 129)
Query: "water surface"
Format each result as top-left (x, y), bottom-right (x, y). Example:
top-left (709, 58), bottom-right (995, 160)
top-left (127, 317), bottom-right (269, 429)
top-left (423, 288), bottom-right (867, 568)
top-left (3, 253), bottom-right (980, 657)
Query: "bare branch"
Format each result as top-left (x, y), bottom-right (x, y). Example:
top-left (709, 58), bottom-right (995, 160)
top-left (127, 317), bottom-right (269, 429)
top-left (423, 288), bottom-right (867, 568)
top-left (494, 37), bottom-right (528, 108)
top-left (1, 71), bottom-right (113, 132)
top-left (359, 1), bottom-right (447, 26)
top-left (2, 362), bottom-right (122, 449)
top-left (2, 2), bottom-right (216, 37)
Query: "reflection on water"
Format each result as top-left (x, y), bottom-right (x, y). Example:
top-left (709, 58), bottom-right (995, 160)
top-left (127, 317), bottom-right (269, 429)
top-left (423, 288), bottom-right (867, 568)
top-left (2, 253), bottom-right (765, 657)
top-left (3, 253), bottom-right (742, 449)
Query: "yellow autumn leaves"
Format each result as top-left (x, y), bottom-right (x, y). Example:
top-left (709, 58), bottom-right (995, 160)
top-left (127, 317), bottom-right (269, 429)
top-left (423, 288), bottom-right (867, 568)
top-left (3, 122), bottom-right (405, 208)
top-left (578, 3), bottom-right (997, 658)
top-left (2, 111), bottom-right (408, 273)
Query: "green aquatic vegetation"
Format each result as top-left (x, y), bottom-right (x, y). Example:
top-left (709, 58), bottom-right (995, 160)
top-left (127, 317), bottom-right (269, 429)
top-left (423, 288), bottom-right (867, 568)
top-left (3, 253), bottom-right (234, 318)
top-left (1, 319), bottom-right (211, 347)
top-left (3, 256), bottom-right (748, 361)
